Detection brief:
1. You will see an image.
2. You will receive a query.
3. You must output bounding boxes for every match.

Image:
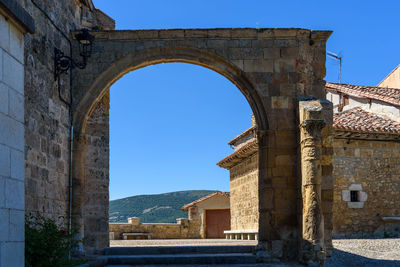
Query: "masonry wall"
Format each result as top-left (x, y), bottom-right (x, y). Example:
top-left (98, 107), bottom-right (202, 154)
top-left (333, 138), bottom-right (400, 236)
top-left (109, 218), bottom-right (199, 240)
top-left (81, 92), bottom-right (110, 253)
top-left (0, 12), bottom-right (25, 267)
top-left (12, 0), bottom-right (113, 225)
top-left (229, 153), bottom-right (259, 231)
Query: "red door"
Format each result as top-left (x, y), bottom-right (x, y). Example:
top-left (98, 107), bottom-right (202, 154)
top-left (206, 209), bottom-right (231, 238)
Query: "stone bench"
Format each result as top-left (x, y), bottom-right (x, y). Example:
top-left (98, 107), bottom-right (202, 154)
top-left (223, 230), bottom-right (258, 240)
top-left (122, 232), bottom-right (151, 240)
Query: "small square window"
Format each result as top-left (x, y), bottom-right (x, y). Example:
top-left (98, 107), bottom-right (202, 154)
top-left (350, 191), bottom-right (359, 202)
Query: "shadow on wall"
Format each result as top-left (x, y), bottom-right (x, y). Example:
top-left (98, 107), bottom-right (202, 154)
top-left (325, 249), bottom-right (400, 267)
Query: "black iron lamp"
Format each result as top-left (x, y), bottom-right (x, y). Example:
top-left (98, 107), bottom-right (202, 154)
top-left (54, 29), bottom-right (95, 80)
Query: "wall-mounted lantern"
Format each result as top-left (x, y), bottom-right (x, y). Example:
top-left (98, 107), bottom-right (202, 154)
top-left (54, 29), bottom-right (95, 80)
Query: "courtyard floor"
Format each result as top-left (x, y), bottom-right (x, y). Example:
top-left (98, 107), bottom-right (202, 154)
top-left (110, 238), bottom-right (400, 266)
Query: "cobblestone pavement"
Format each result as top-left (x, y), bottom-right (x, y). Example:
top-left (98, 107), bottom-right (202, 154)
top-left (326, 238), bottom-right (400, 267)
top-left (110, 238), bottom-right (400, 266)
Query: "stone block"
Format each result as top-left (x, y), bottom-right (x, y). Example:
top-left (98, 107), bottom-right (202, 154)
top-left (5, 179), bottom-right (24, 210)
top-left (8, 88), bottom-right (23, 123)
top-left (281, 47), bottom-right (299, 59)
top-left (347, 202), bottom-right (364, 209)
top-left (2, 52), bottom-right (23, 94)
top-left (0, 14), bottom-right (10, 52)
top-left (263, 48), bottom-right (280, 59)
top-left (271, 96), bottom-right (289, 109)
top-left (207, 29), bottom-right (231, 38)
top-left (9, 23), bottom-right (24, 64)
top-left (230, 60), bottom-right (243, 70)
top-left (9, 209), bottom-right (24, 242)
top-left (359, 191), bottom-right (368, 202)
top-left (0, 144), bottom-right (10, 177)
top-left (183, 29), bottom-right (207, 38)
top-left (271, 240), bottom-right (284, 258)
top-left (341, 190), bottom-right (350, 201)
top-left (0, 82), bottom-right (8, 115)
top-left (159, 29), bottom-right (184, 39)
top-left (0, 208), bottom-right (9, 241)
top-left (128, 217), bottom-right (140, 225)
top-left (0, 113), bottom-right (24, 151)
top-left (348, 184), bottom-right (362, 191)
top-left (274, 58), bottom-right (296, 73)
top-left (243, 59), bottom-right (273, 72)
top-left (0, 241), bottom-right (24, 267)
top-left (10, 149), bottom-right (24, 181)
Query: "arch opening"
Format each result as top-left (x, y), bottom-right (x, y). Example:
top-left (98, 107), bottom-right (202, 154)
top-left (72, 48), bottom-right (269, 255)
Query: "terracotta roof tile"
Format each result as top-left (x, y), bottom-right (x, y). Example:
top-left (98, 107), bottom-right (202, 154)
top-left (326, 82), bottom-right (400, 107)
top-left (181, 191), bottom-right (230, 210)
top-left (333, 107), bottom-right (400, 134)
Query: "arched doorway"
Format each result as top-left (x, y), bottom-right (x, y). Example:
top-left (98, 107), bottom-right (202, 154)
top-left (70, 28), bottom-right (332, 262)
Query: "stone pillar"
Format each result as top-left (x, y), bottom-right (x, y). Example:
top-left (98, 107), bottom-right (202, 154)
top-left (298, 100), bottom-right (327, 265)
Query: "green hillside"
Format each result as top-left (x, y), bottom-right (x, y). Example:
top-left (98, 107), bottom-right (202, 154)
top-left (109, 190), bottom-right (216, 223)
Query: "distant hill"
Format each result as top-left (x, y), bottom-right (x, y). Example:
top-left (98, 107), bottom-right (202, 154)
top-left (109, 190), bottom-right (217, 223)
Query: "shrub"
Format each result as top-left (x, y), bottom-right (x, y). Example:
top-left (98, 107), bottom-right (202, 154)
top-left (25, 214), bottom-right (84, 267)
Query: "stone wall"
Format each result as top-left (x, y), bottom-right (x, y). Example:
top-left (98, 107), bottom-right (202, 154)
top-left (16, 0), bottom-right (113, 225)
top-left (333, 138), bottom-right (400, 237)
top-left (109, 217), bottom-right (200, 240)
top-left (72, 28), bottom-right (332, 258)
top-left (230, 153), bottom-right (259, 231)
top-left (0, 8), bottom-right (26, 267)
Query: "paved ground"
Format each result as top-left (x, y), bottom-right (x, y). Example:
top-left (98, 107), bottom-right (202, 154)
top-left (110, 238), bottom-right (400, 266)
top-left (326, 238), bottom-right (400, 267)
top-left (110, 239), bottom-right (257, 247)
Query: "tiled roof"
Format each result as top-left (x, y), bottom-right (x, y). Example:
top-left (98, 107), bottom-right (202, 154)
top-left (181, 191), bottom-right (230, 210)
top-left (217, 139), bottom-right (258, 169)
top-left (333, 107), bottom-right (400, 134)
top-left (228, 126), bottom-right (256, 145)
top-left (326, 82), bottom-right (400, 107)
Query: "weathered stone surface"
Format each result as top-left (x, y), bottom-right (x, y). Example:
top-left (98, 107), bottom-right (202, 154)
top-left (333, 138), bottom-right (400, 237)
top-left (70, 28), bottom-right (331, 259)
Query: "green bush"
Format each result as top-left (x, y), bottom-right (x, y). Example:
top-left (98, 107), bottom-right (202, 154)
top-left (25, 214), bottom-right (84, 267)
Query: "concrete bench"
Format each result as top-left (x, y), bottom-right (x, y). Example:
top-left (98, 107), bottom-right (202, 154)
top-left (223, 230), bottom-right (258, 240)
top-left (122, 232), bottom-right (151, 240)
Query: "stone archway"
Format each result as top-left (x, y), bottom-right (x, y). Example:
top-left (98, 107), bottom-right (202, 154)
top-left (70, 28), bottom-right (333, 263)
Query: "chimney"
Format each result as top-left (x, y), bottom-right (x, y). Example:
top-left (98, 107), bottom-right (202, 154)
top-left (251, 114), bottom-right (256, 127)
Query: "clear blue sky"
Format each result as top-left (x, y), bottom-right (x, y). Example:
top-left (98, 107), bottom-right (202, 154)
top-left (93, 0), bottom-right (400, 200)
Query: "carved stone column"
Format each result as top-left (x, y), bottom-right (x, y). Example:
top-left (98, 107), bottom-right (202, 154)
top-left (299, 100), bottom-right (326, 265)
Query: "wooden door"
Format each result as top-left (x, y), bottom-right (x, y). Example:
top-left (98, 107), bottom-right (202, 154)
top-left (205, 209), bottom-right (230, 238)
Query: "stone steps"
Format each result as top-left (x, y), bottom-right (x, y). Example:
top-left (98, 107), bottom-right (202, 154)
top-left (95, 245), bottom-right (261, 266)
top-left (101, 253), bottom-right (257, 265)
top-left (104, 245), bottom-right (255, 255)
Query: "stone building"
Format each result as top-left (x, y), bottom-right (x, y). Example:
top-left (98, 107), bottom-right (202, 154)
top-left (182, 191), bottom-right (230, 239)
top-left (219, 80), bottom-right (400, 240)
top-left (0, 0), bottom-right (337, 264)
top-left (217, 117), bottom-right (259, 237)
top-left (326, 82), bottom-right (400, 236)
